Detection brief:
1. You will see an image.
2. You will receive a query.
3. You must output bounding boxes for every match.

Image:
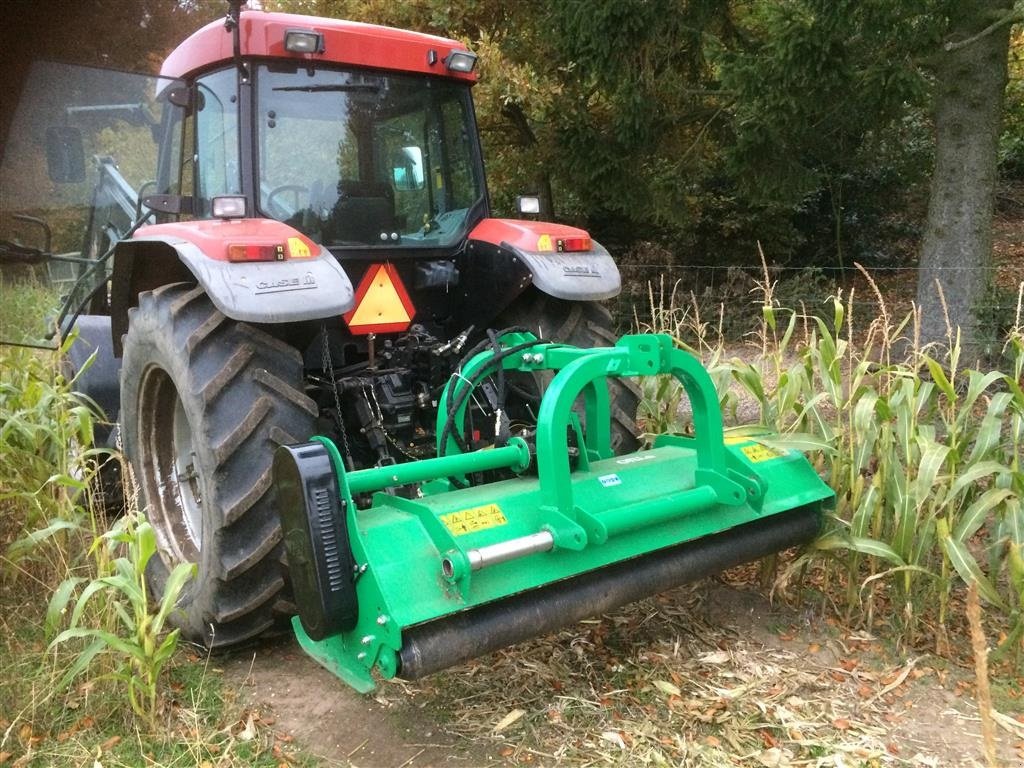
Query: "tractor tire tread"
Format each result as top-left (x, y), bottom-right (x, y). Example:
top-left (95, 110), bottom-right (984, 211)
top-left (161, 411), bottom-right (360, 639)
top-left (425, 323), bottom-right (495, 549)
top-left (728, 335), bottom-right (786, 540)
top-left (121, 283), bottom-right (315, 648)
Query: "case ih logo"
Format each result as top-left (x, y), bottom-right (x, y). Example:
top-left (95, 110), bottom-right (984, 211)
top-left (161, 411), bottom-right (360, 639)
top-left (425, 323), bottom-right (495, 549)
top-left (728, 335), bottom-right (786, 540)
top-left (254, 274), bottom-right (317, 294)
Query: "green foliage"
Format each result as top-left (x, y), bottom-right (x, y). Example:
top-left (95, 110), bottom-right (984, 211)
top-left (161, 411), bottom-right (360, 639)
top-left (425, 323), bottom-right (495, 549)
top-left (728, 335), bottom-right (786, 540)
top-left (0, 327), bottom-right (101, 548)
top-left (48, 515), bottom-right (196, 730)
top-left (1000, 28), bottom-right (1024, 176)
top-left (0, 334), bottom-right (301, 765)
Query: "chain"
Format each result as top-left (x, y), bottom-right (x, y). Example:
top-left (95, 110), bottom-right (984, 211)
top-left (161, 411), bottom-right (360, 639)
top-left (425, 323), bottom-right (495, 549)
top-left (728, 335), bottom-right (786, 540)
top-left (320, 323), bottom-right (355, 471)
top-left (365, 383), bottom-right (419, 462)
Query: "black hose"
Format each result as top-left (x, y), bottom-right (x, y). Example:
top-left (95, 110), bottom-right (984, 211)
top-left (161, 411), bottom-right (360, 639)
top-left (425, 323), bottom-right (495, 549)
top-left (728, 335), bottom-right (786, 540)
top-left (438, 331), bottom-right (547, 487)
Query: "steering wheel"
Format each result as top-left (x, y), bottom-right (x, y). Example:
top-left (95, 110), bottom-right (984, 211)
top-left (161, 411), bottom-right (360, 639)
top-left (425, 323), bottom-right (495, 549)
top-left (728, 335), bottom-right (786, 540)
top-left (265, 184), bottom-right (310, 219)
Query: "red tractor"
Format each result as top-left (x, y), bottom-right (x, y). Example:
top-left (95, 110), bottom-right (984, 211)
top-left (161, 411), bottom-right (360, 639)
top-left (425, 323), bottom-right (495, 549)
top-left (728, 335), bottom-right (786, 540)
top-left (3, 5), bottom-right (638, 648)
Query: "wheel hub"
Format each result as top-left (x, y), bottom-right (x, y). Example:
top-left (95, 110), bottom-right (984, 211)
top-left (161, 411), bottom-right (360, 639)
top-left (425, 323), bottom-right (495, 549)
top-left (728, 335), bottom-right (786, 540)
top-left (138, 365), bottom-right (204, 566)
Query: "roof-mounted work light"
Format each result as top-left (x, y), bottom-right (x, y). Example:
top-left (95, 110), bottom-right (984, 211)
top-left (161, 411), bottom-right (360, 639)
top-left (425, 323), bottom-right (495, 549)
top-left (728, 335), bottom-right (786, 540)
top-left (284, 29), bottom-right (325, 54)
top-left (212, 195), bottom-right (246, 219)
top-left (444, 51), bottom-right (478, 73)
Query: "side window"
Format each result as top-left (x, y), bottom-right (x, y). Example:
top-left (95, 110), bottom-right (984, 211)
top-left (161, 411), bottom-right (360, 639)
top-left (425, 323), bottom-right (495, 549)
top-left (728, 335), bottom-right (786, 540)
top-left (195, 68), bottom-right (239, 217)
top-left (440, 97), bottom-right (475, 210)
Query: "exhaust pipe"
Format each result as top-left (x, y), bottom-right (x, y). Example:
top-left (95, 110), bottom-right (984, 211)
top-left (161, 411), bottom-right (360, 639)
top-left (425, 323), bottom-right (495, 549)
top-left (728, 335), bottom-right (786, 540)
top-left (397, 503), bottom-right (821, 679)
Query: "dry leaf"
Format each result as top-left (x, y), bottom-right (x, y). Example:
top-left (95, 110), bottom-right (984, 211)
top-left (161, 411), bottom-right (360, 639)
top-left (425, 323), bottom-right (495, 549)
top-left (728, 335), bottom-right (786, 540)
top-left (99, 736), bottom-right (121, 751)
top-left (600, 731), bottom-right (626, 750)
top-left (756, 747), bottom-right (791, 767)
top-left (652, 680), bottom-right (680, 696)
top-left (239, 714), bottom-right (257, 742)
top-left (832, 718), bottom-right (851, 731)
top-left (699, 650), bottom-right (730, 664)
top-left (0, 752), bottom-right (11, 765)
top-left (493, 709), bottom-right (525, 733)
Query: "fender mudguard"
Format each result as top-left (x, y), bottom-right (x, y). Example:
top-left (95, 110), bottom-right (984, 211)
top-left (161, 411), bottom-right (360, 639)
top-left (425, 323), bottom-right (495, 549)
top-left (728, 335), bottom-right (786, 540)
top-left (120, 219), bottom-right (355, 324)
top-left (66, 314), bottom-right (121, 443)
top-left (467, 219), bottom-right (621, 302)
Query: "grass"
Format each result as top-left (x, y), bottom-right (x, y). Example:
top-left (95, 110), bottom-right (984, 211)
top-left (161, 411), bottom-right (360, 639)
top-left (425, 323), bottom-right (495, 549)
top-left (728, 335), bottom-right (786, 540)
top-left (0, 289), bottom-right (312, 767)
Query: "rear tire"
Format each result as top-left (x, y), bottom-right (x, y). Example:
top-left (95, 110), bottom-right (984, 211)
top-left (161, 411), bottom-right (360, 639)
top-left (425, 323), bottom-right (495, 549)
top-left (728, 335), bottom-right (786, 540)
top-left (495, 290), bottom-right (640, 453)
top-left (121, 284), bottom-right (317, 647)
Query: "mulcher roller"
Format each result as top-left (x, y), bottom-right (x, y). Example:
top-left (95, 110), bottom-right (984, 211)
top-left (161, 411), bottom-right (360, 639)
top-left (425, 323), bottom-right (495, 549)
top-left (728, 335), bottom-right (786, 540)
top-left (273, 333), bottom-right (834, 692)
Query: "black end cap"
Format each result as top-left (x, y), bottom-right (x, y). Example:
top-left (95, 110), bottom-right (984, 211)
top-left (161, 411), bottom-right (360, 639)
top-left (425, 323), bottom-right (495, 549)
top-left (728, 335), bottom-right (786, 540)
top-left (273, 442), bottom-right (358, 639)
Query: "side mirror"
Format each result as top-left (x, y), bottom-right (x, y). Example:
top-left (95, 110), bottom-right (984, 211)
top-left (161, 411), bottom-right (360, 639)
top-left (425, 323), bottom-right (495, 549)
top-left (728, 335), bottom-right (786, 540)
top-left (392, 146), bottom-right (424, 190)
top-left (45, 126), bottom-right (86, 183)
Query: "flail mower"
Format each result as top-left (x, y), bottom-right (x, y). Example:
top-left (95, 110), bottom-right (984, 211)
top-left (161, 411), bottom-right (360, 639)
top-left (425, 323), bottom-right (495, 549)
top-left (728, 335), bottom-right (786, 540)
top-left (275, 332), bottom-right (833, 691)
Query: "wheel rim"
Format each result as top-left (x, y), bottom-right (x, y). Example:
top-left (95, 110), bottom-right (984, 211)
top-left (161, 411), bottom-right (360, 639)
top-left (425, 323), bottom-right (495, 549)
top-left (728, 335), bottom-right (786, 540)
top-left (138, 365), bottom-right (203, 566)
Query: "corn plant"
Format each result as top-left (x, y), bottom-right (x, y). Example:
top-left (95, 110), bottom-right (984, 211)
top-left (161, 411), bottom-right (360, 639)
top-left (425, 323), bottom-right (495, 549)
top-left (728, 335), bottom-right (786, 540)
top-left (638, 266), bottom-right (1024, 653)
top-left (47, 513), bottom-right (196, 730)
top-left (0, 332), bottom-right (108, 582)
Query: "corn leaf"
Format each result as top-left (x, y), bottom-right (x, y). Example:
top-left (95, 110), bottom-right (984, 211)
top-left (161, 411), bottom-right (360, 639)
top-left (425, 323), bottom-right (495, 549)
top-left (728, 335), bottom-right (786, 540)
top-left (940, 536), bottom-right (1006, 608)
top-left (55, 637), bottom-right (106, 691)
top-left (45, 577), bottom-right (84, 639)
top-left (953, 488), bottom-right (1016, 542)
top-left (153, 562), bottom-right (196, 634)
top-left (814, 533), bottom-right (906, 566)
top-left (923, 356), bottom-right (955, 404)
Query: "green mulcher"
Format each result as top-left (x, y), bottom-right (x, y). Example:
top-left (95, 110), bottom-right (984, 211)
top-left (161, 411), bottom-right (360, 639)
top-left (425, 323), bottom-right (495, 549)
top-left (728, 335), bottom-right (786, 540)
top-left (273, 332), bottom-right (834, 692)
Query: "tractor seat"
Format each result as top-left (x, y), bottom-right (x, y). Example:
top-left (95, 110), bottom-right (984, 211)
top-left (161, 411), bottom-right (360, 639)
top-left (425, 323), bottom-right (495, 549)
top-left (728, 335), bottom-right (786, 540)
top-left (325, 179), bottom-right (397, 245)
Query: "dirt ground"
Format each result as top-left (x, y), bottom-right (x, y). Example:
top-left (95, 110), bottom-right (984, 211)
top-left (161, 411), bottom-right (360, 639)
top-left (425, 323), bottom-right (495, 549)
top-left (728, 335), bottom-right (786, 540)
top-left (220, 580), bottom-right (1022, 767)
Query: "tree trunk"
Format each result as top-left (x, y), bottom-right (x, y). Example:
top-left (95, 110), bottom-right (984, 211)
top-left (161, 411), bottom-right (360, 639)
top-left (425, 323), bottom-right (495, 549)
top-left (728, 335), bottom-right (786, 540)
top-left (916, 0), bottom-right (1015, 361)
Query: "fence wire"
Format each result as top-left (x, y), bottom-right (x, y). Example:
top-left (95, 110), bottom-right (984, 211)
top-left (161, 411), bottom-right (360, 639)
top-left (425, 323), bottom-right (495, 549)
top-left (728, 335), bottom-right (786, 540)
top-left (610, 262), bottom-right (1024, 342)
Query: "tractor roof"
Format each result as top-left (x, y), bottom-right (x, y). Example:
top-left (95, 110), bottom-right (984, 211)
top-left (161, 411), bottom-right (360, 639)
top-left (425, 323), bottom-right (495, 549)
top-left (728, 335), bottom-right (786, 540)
top-left (161, 10), bottom-right (477, 82)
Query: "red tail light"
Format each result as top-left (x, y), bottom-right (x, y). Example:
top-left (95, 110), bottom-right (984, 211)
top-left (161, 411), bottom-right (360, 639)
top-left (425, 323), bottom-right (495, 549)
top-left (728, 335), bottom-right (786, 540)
top-left (556, 236), bottom-right (591, 253)
top-left (227, 243), bottom-right (286, 262)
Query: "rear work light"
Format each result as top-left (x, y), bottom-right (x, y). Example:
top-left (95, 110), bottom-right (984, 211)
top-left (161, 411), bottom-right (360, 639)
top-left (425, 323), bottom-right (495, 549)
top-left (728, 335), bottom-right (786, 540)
top-left (212, 195), bottom-right (246, 219)
top-left (284, 29), bottom-right (325, 54)
top-left (227, 243), bottom-right (286, 262)
top-left (557, 236), bottom-right (592, 253)
top-left (445, 51), bottom-right (478, 73)
top-left (516, 195), bottom-right (541, 215)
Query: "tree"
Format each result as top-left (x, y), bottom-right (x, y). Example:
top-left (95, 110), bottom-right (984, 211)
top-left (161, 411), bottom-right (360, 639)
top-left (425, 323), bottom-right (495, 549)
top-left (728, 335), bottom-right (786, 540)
top-left (716, 0), bottom-right (1023, 355)
top-left (916, 0), bottom-right (1021, 356)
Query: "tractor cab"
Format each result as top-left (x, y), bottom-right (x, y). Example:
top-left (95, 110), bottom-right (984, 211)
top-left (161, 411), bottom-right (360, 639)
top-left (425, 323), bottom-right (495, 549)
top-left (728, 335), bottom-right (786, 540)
top-left (153, 12), bottom-right (486, 252)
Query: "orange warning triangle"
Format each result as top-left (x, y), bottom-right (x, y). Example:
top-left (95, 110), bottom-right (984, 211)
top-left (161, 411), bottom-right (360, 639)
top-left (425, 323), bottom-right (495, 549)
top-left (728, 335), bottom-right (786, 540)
top-left (343, 263), bottom-right (416, 335)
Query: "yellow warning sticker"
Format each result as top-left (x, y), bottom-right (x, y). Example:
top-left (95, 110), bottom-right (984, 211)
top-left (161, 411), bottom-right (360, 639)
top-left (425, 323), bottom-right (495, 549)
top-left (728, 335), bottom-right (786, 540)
top-left (536, 234), bottom-right (553, 252)
top-left (440, 504), bottom-right (508, 536)
top-left (287, 237), bottom-right (311, 258)
top-left (741, 444), bottom-right (784, 463)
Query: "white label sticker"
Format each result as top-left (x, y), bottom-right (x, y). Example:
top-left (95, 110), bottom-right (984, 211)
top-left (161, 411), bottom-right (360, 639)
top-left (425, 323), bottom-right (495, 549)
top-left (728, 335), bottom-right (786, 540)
top-left (616, 454), bottom-right (656, 465)
top-left (598, 473), bottom-right (622, 487)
